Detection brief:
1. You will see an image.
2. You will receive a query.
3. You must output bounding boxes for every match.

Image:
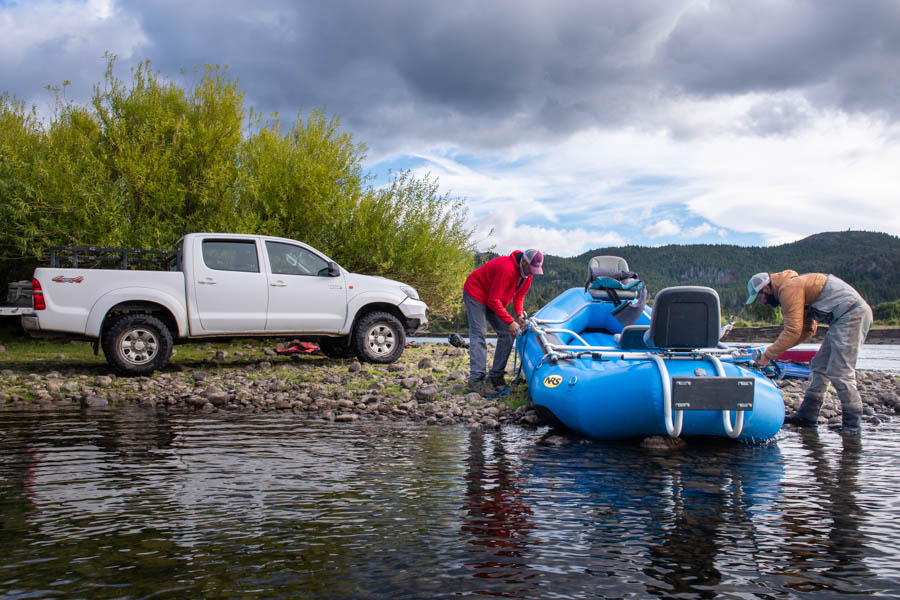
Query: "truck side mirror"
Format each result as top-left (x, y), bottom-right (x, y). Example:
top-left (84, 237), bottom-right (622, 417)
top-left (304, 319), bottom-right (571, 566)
top-left (327, 261), bottom-right (341, 277)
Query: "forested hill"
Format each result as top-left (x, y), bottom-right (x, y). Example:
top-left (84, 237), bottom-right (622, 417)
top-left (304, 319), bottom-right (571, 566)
top-left (514, 231), bottom-right (900, 313)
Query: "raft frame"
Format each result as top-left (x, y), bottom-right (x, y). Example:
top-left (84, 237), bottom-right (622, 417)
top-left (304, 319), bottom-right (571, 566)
top-left (527, 317), bottom-right (756, 439)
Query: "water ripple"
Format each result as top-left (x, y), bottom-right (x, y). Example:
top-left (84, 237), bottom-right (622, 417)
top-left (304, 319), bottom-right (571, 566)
top-left (3, 406), bottom-right (900, 598)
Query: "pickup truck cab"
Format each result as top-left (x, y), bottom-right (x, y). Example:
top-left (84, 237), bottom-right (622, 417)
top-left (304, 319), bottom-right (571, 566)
top-left (21, 233), bottom-right (428, 374)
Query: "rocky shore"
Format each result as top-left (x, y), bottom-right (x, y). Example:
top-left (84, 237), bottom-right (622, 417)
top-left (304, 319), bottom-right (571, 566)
top-left (0, 342), bottom-right (541, 431)
top-left (1, 341), bottom-right (898, 435)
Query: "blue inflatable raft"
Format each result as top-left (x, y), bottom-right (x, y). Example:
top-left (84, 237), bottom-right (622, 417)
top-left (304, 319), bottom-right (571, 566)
top-left (517, 257), bottom-right (785, 442)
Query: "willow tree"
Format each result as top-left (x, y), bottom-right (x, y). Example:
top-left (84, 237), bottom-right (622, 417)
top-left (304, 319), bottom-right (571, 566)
top-left (0, 56), bottom-right (474, 318)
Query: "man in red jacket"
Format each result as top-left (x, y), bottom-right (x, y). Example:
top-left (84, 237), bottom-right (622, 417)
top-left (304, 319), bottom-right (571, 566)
top-left (463, 249), bottom-right (544, 395)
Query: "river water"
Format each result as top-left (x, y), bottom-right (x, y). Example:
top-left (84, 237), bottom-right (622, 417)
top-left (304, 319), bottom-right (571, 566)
top-left (2, 404), bottom-right (900, 598)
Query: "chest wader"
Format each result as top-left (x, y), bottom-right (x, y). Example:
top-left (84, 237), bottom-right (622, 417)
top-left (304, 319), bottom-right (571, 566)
top-left (794, 276), bottom-right (872, 430)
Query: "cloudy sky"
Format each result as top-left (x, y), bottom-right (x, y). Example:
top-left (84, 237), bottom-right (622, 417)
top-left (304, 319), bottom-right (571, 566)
top-left (2, 0), bottom-right (900, 255)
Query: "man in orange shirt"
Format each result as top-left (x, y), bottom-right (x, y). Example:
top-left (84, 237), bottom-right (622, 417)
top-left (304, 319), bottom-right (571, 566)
top-left (746, 270), bottom-right (872, 432)
top-left (463, 249), bottom-right (543, 395)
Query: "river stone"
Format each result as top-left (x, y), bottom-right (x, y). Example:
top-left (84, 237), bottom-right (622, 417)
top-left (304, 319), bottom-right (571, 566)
top-left (640, 435), bottom-right (687, 451)
top-left (94, 375), bottom-right (113, 388)
top-left (206, 389), bottom-right (229, 406)
top-left (418, 358), bottom-right (433, 370)
top-left (188, 395), bottom-right (208, 408)
top-left (879, 391), bottom-right (899, 407)
top-left (192, 370), bottom-right (208, 382)
top-left (348, 361), bottom-right (362, 373)
top-left (401, 377), bottom-right (418, 389)
top-left (465, 392), bottom-right (483, 405)
top-left (538, 434), bottom-right (571, 446)
top-left (414, 384), bottom-right (439, 402)
top-left (0, 345), bottom-right (5, 353)
top-left (335, 413), bottom-right (358, 423)
top-left (388, 363), bottom-right (404, 373)
top-left (521, 412), bottom-right (541, 426)
top-left (81, 395), bottom-right (109, 408)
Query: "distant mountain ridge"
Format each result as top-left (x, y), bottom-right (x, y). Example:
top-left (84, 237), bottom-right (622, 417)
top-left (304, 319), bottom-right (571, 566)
top-left (517, 230), bottom-right (900, 312)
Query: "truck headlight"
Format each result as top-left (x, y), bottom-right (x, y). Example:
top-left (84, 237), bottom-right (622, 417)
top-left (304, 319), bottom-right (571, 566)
top-left (400, 286), bottom-right (419, 300)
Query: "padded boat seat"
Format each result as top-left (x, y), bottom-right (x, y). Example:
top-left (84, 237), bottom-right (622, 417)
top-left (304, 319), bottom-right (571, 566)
top-left (586, 256), bottom-right (642, 300)
top-left (616, 325), bottom-right (650, 350)
top-left (646, 286), bottom-right (722, 350)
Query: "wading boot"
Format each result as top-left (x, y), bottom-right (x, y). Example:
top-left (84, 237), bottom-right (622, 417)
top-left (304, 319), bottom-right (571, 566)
top-left (783, 413), bottom-right (818, 427)
top-left (830, 410), bottom-right (862, 435)
top-left (466, 377), bottom-right (495, 397)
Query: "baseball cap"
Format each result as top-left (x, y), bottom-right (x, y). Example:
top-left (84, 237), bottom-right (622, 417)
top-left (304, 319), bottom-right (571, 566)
top-left (523, 249), bottom-right (544, 275)
top-left (745, 272), bottom-right (770, 304)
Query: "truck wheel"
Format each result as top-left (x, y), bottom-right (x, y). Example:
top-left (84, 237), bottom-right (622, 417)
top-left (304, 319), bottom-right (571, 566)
top-left (101, 314), bottom-right (173, 376)
top-left (352, 311), bottom-right (405, 364)
top-left (319, 336), bottom-right (356, 359)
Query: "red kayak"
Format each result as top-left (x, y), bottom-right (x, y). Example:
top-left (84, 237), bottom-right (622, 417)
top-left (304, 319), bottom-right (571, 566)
top-left (776, 348), bottom-right (818, 363)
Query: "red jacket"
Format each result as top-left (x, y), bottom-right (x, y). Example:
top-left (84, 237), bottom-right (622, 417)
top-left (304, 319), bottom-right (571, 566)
top-left (463, 251), bottom-right (532, 324)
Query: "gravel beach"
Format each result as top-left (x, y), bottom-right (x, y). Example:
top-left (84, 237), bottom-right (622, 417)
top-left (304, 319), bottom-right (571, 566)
top-left (1, 340), bottom-right (898, 435)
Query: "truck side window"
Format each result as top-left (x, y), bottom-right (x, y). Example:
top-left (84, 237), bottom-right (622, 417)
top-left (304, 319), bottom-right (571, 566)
top-left (202, 240), bottom-right (260, 273)
top-left (266, 241), bottom-right (329, 277)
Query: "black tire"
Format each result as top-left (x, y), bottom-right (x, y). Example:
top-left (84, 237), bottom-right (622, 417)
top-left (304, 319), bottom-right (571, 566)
top-left (318, 335), bottom-right (356, 359)
top-left (352, 311), bottom-right (405, 364)
top-left (101, 313), bottom-right (173, 376)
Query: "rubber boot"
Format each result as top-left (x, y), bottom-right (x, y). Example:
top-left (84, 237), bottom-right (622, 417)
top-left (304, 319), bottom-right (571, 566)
top-left (840, 410), bottom-right (862, 434)
top-left (785, 391), bottom-right (823, 427)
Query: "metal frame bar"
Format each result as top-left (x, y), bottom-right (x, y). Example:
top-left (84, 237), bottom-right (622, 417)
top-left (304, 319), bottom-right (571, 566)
top-left (527, 318), bottom-right (749, 439)
top-left (49, 246), bottom-right (177, 270)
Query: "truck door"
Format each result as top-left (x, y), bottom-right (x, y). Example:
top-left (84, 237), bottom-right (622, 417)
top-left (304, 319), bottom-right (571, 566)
top-left (193, 238), bottom-right (268, 332)
top-left (263, 240), bottom-right (347, 332)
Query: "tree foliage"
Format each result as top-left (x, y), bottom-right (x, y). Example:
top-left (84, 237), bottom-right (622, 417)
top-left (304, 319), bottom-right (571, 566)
top-left (0, 56), bottom-right (474, 317)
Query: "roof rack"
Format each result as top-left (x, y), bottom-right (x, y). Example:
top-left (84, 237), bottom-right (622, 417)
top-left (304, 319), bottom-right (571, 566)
top-left (49, 246), bottom-right (177, 270)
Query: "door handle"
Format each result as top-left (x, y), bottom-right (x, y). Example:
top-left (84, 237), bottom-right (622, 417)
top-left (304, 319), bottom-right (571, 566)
top-left (198, 279), bottom-right (216, 285)
top-left (270, 282), bottom-right (287, 288)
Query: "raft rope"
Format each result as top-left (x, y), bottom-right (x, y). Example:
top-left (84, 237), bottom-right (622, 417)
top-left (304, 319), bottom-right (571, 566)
top-left (486, 323), bottom-right (529, 401)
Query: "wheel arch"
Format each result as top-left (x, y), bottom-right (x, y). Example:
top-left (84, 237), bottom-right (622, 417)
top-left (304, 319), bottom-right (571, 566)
top-left (86, 288), bottom-right (187, 338)
top-left (99, 301), bottom-right (181, 340)
top-left (349, 302), bottom-right (406, 334)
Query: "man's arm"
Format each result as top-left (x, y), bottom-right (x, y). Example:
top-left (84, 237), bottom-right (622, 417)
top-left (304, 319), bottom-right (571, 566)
top-left (764, 282), bottom-right (809, 359)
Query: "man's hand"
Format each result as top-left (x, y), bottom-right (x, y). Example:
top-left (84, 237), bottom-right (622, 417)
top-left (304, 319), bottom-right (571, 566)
top-left (516, 313), bottom-right (526, 327)
top-left (508, 320), bottom-right (520, 336)
top-left (757, 353), bottom-right (771, 367)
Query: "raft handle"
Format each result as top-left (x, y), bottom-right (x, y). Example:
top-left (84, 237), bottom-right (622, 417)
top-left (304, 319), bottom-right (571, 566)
top-left (708, 355), bottom-right (745, 439)
top-left (649, 354), bottom-right (683, 438)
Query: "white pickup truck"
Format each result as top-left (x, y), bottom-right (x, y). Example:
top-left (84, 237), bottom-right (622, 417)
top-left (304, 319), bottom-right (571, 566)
top-left (7, 233), bottom-right (428, 375)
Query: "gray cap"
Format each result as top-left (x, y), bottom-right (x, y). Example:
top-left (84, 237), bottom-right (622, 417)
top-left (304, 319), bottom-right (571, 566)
top-left (745, 272), bottom-right (770, 304)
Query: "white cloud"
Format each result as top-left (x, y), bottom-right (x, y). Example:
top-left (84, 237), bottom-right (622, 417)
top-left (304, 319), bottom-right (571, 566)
top-left (644, 219), bottom-right (681, 239)
top-left (392, 91), bottom-right (900, 250)
top-left (685, 223), bottom-right (713, 238)
top-left (474, 210), bottom-right (625, 256)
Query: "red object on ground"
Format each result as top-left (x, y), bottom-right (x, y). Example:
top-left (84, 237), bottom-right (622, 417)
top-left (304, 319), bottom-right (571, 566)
top-left (275, 342), bottom-right (321, 355)
top-left (776, 348), bottom-right (818, 363)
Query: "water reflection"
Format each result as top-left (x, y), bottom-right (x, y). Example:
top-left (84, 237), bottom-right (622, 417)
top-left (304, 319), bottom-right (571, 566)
top-left (3, 408), bottom-right (900, 598)
top-left (640, 443), bottom-right (785, 598)
top-left (461, 429), bottom-right (536, 595)
top-left (780, 429), bottom-right (873, 594)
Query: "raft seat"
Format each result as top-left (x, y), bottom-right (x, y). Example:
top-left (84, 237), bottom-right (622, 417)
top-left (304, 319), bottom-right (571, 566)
top-left (616, 325), bottom-right (650, 350)
top-left (644, 286), bottom-right (722, 350)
